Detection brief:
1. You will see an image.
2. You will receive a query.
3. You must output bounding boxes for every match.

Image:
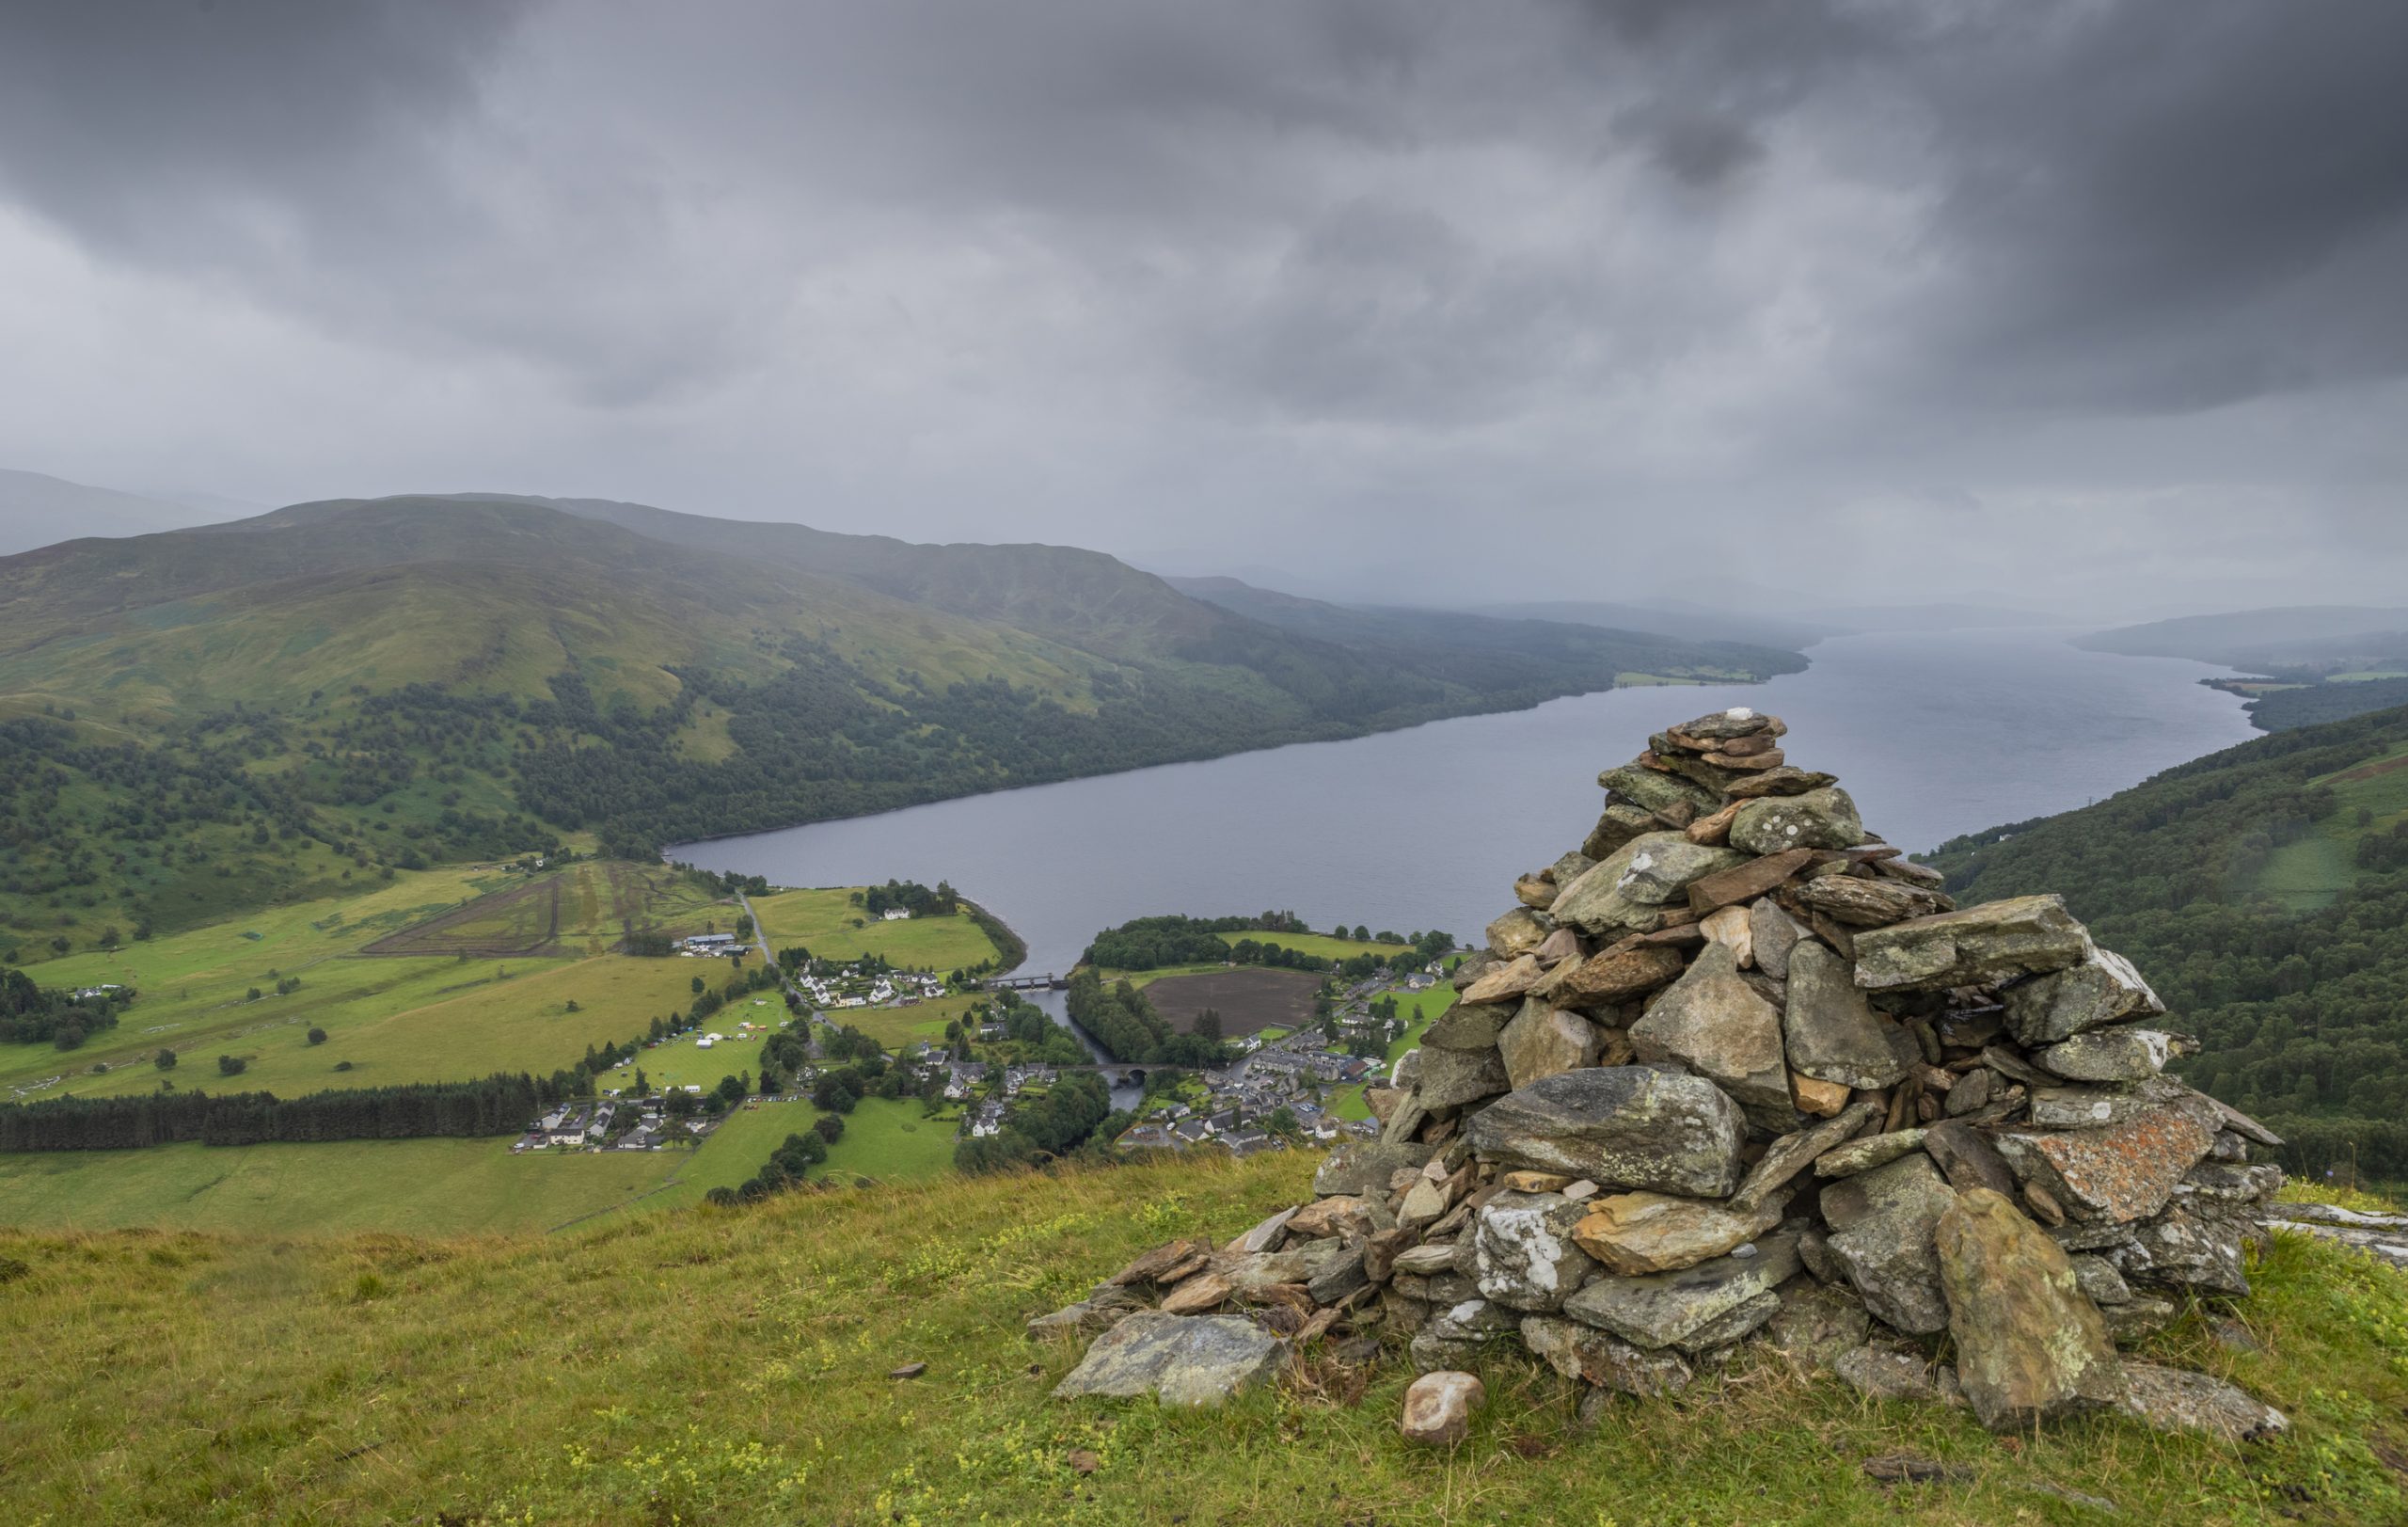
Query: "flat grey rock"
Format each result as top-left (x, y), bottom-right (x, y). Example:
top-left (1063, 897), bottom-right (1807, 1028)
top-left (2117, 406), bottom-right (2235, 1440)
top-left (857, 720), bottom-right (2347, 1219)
top-left (1468, 1065), bottom-right (1750, 1198)
top-left (1053, 1312), bottom-right (1287, 1408)
top-left (1561, 1231), bottom-right (1800, 1351)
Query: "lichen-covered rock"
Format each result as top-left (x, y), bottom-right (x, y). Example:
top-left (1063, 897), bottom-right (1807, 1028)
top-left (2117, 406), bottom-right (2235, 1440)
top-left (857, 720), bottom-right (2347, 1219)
top-left (1408, 1297), bottom-right (1520, 1372)
top-left (1571, 1189), bottom-right (1788, 1276)
top-left (2115, 1362), bottom-right (2287, 1442)
top-left (1561, 1232), bottom-right (1800, 1351)
top-left (1728, 1096), bottom-right (1886, 1213)
top-left (1497, 1001), bottom-right (1604, 1089)
top-left (1313, 1138), bottom-right (1434, 1198)
top-left (1535, 943), bottom-right (1687, 1006)
top-left (1611, 835), bottom-right (1751, 905)
top-left (1520, 1315), bottom-right (1695, 1394)
top-left (2002, 946), bottom-right (2164, 1045)
top-left (1761, 1280), bottom-right (1871, 1374)
top-left (1751, 899), bottom-right (1808, 978)
top-left (1628, 943), bottom-right (1792, 1111)
top-left (1469, 1191), bottom-right (1596, 1312)
top-left (1599, 763), bottom-right (1724, 818)
top-left (1833, 1337), bottom-right (1962, 1406)
top-left (1417, 1042), bottom-right (1513, 1109)
top-left (1790, 874), bottom-right (1951, 928)
top-left (1400, 1370), bottom-right (1485, 1446)
top-left (1485, 908), bottom-right (1551, 958)
top-left (1822, 1154), bottom-right (1957, 1334)
top-left (1459, 957), bottom-right (1545, 1006)
top-left (2124, 1204), bottom-right (2253, 1296)
top-left (1814, 1129), bottom-right (1927, 1180)
top-left (1052, 1312), bottom-right (1287, 1408)
top-left (2033, 1027), bottom-right (2180, 1083)
top-left (1730, 787), bottom-right (1864, 854)
top-left (1027, 1284), bottom-right (1149, 1340)
top-left (1934, 1187), bottom-right (2123, 1431)
top-left (1990, 1107), bottom-right (2217, 1223)
top-left (1783, 941), bottom-right (1917, 1089)
top-left (1467, 1065), bottom-right (1750, 1197)
top-left (1852, 894), bottom-right (2094, 992)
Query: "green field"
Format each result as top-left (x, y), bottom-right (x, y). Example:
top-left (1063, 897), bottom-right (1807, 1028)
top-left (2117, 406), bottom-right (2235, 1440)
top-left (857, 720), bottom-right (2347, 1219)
top-left (823, 991), bottom-right (989, 1050)
top-left (2, 862), bottom-right (741, 1100)
top-left (0, 1137), bottom-right (686, 1236)
top-left (750, 888), bottom-right (1002, 971)
top-left (631, 1095), bottom-right (965, 1214)
top-left (3, 1151), bottom-right (2402, 1523)
top-left (2255, 741), bottom-right (2408, 909)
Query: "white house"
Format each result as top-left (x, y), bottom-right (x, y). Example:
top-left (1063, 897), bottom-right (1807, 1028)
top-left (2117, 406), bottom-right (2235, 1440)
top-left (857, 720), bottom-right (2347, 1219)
top-left (880, 908), bottom-right (912, 921)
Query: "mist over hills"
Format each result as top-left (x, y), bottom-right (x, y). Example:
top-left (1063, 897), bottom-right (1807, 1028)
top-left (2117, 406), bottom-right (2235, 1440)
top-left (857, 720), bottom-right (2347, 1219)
top-left (0, 469), bottom-right (244, 554)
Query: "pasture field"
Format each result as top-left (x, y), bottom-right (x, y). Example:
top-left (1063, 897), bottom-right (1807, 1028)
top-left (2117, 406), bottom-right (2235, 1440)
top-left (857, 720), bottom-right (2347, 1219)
top-left (596, 1004), bottom-right (788, 1095)
top-left (2, 864), bottom-right (737, 1102)
top-left (50, 953), bottom-right (706, 1101)
top-left (822, 991), bottom-right (989, 1051)
top-left (1230, 930), bottom-right (1430, 962)
top-left (2255, 740), bottom-right (2408, 908)
top-left (750, 888), bottom-right (1001, 971)
top-left (6, 1152), bottom-right (2402, 1524)
top-left (1145, 967), bottom-right (1320, 1036)
top-left (0, 1137), bottom-right (683, 1236)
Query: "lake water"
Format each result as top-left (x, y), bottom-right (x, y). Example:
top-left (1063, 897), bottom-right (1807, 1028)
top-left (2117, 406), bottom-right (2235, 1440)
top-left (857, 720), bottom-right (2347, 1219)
top-left (676, 628), bottom-right (2255, 981)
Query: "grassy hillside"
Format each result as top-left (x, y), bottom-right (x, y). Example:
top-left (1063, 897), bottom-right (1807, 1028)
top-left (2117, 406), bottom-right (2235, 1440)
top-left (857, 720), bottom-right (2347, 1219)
top-left (0, 495), bottom-right (1799, 947)
top-left (0, 1152), bottom-right (2400, 1524)
top-left (1924, 703), bottom-right (2408, 1176)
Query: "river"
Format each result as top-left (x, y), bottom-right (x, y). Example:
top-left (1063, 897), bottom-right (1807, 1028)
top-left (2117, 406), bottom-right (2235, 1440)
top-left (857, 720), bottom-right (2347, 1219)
top-left (677, 628), bottom-right (2254, 988)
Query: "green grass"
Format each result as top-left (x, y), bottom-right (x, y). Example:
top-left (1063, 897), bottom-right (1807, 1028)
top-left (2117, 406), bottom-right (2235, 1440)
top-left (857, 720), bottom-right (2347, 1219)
top-left (43, 952), bottom-right (705, 1102)
top-left (2255, 740), bottom-right (2408, 909)
top-left (2330, 672), bottom-right (2408, 682)
top-left (0, 1137), bottom-right (683, 1236)
top-left (1, 1151), bottom-right (2403, 1524)
top-left (751, 888), bottom-right (1004, 972)
top-left (826, 992), bottom-right (989, 1051)
top-left (1, 865), bottom-right (742, 1100)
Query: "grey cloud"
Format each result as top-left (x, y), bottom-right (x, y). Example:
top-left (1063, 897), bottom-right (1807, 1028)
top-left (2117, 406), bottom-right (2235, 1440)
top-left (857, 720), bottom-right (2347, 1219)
top-left (0, 0), bottom-right (2401, 617)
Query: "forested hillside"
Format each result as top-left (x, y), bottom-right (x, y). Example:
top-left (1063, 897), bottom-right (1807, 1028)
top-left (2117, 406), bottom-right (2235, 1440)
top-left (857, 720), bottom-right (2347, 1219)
top-left (1924, 703), bottom-right (2408, 1177)
top-left (0, 496), bottom-right (1798, 947)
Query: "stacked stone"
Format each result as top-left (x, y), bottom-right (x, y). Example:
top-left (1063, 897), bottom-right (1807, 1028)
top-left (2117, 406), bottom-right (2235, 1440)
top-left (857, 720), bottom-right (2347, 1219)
top-left (1044, 709), bottom-right (2290, 1440)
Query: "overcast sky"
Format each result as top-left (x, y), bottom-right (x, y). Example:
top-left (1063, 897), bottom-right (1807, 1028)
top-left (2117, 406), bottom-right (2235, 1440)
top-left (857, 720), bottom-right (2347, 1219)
top-left (0, 0), bottom-right (2402, 618)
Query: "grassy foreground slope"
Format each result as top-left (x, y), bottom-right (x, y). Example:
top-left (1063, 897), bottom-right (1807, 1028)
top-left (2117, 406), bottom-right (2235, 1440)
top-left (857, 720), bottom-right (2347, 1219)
top-left (1, 1154), bottom-right (2402, 1525)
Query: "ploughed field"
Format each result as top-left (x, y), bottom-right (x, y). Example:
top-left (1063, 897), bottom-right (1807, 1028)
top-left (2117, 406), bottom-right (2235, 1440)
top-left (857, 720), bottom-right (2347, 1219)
top-left (1145, 967), bottom-right (1320, 1037)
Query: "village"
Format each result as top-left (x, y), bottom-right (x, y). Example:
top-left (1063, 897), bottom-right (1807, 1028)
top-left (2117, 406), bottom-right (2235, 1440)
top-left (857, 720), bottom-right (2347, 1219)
top-left (513, 920), bottom-right (1444, 1168)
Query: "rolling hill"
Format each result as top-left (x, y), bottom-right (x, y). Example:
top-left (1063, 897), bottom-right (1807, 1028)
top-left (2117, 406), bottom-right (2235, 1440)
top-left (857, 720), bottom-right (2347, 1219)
top-left (0, 494), bottom-right (1800, 946)
top-left (2076, 606), bottom-right (2408, 669)
top-left (1921, 701), bottom-right (2408, 1178)
top-left (0, 468), bottom-right (242, 556)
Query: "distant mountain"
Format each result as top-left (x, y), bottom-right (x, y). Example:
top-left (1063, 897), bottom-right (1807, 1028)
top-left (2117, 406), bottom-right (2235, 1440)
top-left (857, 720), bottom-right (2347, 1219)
top-left (1169, 578), bottom-right (1806, 688)
top-left (0, 493), bottom-right (1801, 944)
top-left (0, 468), bottom-right (243, 554)
top-left (2076, 606), bottom-right (2408, 667)
top-left (1474, 598), bottom-right (1844, 653)
top-left (1477, 595), bottom-right (2054, 651)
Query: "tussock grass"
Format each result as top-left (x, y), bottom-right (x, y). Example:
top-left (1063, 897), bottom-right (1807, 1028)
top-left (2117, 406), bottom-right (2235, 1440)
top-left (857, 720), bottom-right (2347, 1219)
top-left (1, 1153), bottom-right (2403, 1524)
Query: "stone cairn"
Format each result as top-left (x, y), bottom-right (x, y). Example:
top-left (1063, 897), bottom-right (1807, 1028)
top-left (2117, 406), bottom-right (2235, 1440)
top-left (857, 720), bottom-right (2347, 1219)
top-left (1043, 709), bottom-right (2292, 1444)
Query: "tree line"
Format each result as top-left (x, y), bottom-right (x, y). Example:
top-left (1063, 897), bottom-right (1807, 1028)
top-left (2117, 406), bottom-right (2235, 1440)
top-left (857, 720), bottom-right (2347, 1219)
top-left (0, 1072), bottom-right (578, 1152)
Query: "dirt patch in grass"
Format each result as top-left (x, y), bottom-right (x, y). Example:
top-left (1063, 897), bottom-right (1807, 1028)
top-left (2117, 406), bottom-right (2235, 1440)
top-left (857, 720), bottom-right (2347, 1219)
top-left (1146, 967), bottom-right (1320, 1037)
top-left (359, 875), bottom-right (563, 958)
top-left (2331, 752), bottom-right (2408, 786)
